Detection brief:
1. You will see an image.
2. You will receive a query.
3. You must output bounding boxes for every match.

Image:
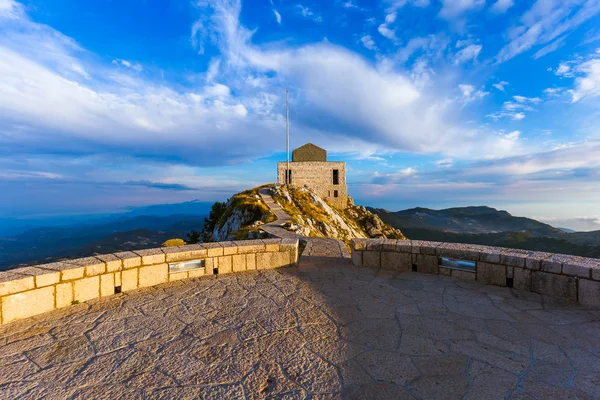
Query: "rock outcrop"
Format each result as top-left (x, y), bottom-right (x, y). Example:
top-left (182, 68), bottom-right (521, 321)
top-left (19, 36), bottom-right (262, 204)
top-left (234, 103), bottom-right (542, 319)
top-left (270, 184), bottom-right (406, 242)
top-left (202, 184), bottom-right (406, 243)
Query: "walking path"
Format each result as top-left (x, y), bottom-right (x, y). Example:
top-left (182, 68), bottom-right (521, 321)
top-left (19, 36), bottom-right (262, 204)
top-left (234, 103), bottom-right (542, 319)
top-left (258, 188), bottom-right (350, 259)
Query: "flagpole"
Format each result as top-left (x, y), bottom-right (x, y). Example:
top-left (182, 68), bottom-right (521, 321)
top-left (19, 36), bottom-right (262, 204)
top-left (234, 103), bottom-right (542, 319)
top-left (286, 89), bottom-right (289, 186)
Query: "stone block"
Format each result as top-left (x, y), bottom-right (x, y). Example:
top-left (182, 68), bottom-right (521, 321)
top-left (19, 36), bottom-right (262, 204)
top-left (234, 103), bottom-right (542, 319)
top-left (256, 251), bottom-right (291, 270)
top-left (188, 269), bottom-right (205, 278)
top-left (232, 254), bottom-right (246, 272)
top-left (351, 238), bottom-right (368, 251)
top-left (452, 270), bottom-right (476, 281)
top-left (436, 243), bottom-right (480, 261)
top-left (205, 258), bottom-right (215, 274)
top-left (593, 267), bottom-right (600, 282)
top-left (100, 274), bottom-right (115, 297)
top-left (410, 240), bottom-right (424, 254)
top-left (562, 257), bottom-right (599, 279)
top-left (169, 271), bottom-right (188, 282)
top-left (203, 243), bottom-right (224, 257)
top-left (121, 268), bottom-right (138, 291)
top-left (134, 248), bottom-right (166, 266)
top-left (14, 267), bottom-right (60, 288)
top-left (222, 243), bottom-right (239, 256)
top-left (164, 244), bottom-right (209, 262)
top-left (2, 286), bottom-right (55, 324)
top-left (351, 250), bottom-right (363, 267)
top-left (478, 246), bottom-right (506, 264)
top-left (499, 249), bottom-right (531, 268)
top-left (381, 239), bottom-right (398, 251)
top-left (216, 256), bottom-right (233, 274)
top-left (362, 251), bottom-right (381, 268)
top-left (531, 271), bottom-right (577, 301)
top-left (395, 240), bottom-right (411, 253)
top-left (541, 253), bottom-right (576, 274)
top-left (56, 282), bottom-right (73, 308)
top-left (74, 276), bottom-right (100, 302)
top-left (419, 241), bottom-right (442, 256)
top-left (246, 254), bottom-right (256, 270)
top-left (381, 252), bottom-right (411, 271)
top-left (439, 267), bottom-right (452, 276)
top-left (0, 272), bottom-right (35, 296)
top-left (477, 262), bottom-right (506, 287)
top-left (67, 257), bottom-right (106, 277)
top-left (95, 254), bottom-right (122, 272)
top-left (234, 240), bottom-right (266, 254)
top-left (524, 251), bottom-right (553, 270)
top-left (114, 251), bottom-right (142, 269)
top-left (263, 239), bottom-right (281, 252)
top-left (578, 279), bottom-right (600, 306)
top-left (507, 266), bottom-right (514, 279)
top-left (513, 268), bottom-right (531, 291)
top-left (138, 264), bottom-right (168, 288)
top-left (414, 254), bottom-right (438, 275)
top-left (366, 239), bottom-right (385, 251)
top-left (37, 261), bottom-right (84, 281)
top-left (115, 272), bottom-right (121, 287)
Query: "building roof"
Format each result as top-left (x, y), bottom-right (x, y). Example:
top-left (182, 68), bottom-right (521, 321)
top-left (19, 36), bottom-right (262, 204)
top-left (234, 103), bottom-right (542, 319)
top-left (292, 143), bottom-right (327, 162)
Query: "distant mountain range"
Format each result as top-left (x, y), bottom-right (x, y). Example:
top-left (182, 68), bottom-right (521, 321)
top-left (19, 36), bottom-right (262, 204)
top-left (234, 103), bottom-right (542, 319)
top-left (0, 201), bottom-right (213, 270)
top-left (369, 206), bottom-right (600, 259)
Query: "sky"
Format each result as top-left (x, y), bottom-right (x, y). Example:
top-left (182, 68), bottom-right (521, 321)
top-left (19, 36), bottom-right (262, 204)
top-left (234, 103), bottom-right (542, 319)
top-left (1, 0), bottom-right (600, 231)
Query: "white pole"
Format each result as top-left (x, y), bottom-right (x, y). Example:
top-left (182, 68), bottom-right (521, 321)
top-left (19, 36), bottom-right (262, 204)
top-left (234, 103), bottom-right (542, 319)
top-left (286, 89), bottom-right (289, 186)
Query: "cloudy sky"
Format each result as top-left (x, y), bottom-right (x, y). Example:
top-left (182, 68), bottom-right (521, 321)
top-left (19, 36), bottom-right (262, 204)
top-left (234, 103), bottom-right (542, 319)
top-left (1, 0), bottom-right (600, 231)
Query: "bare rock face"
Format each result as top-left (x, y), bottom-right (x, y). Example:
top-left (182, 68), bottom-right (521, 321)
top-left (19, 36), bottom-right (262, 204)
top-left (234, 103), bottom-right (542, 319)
top-left (270, 185), bottom-right (406, 241)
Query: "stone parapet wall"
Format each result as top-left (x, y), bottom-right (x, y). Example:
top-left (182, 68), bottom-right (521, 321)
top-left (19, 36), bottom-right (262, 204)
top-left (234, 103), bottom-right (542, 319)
top-left (0, 238), bottom-right (299, 325)
top-left (351, 239), bottom-right (600, 306)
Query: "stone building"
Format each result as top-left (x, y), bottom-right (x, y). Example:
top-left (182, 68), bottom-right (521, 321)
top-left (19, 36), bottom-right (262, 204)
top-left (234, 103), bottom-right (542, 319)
top-left (277, 143), bottom-right (348, 209)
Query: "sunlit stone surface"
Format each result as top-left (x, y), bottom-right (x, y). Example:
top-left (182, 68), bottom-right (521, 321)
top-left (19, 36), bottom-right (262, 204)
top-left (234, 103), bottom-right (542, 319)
top-left (0, 255), bottom-right (599, 399)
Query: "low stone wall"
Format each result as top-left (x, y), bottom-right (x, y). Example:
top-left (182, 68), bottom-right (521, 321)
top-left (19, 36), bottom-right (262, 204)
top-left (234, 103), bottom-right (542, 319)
top-left (0, 238), bottom-right (299, 325)
top-left (351, 239), bottom-right (600, 306)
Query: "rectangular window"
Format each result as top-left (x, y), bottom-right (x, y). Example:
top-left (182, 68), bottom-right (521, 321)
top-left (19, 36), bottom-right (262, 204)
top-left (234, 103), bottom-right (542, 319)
top-left (285, 169), bottom-right (292, 184)
top-left (328, 190), bottom-right (331, 197)
top-left (334, 190), bottom-right (338, 198)
top-left (333, 169), bottom-right (339, 185)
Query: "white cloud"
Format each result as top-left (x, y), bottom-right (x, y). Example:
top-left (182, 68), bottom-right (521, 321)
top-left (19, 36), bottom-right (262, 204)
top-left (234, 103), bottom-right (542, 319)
top-left (459, 84), bottom-right (488, 102)
top-left (572, 59), bottom-right (600, 102)
top-left (453, 44), bottom-right (482, 64)
top-left (0, 0), bottom-right (23, 19)
top-left (496, 1), bottom-right (600, 63)
top-left (492, 81), bottom-right (509, 91)
top-left (296, 4), bottom-right (322, 22)
top-left (486, 111), bottom-right (526, 120)
top-left (543, 87), bottom-right (562, 96)
top-left (439, 0), bottom-right (485, 20)
top-left (513, 95), bottom-right (541, 104)
top-left (490, 0), bottom-right (514, 14)
top-left (112, 59), bottom-right (143, 72)
top-left (395, 34), bottom-right (449, 64)
top-left (360, 35), bottom-right (376, 50)
top-left (436, 158), bottom-right (453, 168)
top-left (533, 35), bottom-right (567, 59)
top-left (273, 9), bottom-right (281, 24)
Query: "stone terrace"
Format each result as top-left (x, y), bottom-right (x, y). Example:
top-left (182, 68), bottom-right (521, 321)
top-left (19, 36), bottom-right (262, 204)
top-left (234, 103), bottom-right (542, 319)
top-left (1, 256), bottom-right (599, 399)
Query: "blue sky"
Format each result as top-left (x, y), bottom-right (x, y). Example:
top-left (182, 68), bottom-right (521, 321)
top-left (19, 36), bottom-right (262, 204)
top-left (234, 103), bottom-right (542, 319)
top-left (1, 0), bottom-right (600, 231)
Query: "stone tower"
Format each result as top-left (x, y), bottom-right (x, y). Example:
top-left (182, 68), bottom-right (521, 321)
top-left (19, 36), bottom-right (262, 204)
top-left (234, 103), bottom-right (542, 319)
top-left (277, 143), bottom-right (348, 209)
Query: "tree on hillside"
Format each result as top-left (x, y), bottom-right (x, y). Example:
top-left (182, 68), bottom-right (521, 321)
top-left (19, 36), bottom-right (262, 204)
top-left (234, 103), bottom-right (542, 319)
top-left (201, 201), bottom-right (228, 242)
top-left (185, 230), bottom-right (201, 244)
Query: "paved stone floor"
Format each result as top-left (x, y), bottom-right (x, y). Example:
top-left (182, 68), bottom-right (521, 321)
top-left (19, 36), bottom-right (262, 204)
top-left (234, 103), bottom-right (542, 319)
top-left (1, 257), bottom-right (599, 399)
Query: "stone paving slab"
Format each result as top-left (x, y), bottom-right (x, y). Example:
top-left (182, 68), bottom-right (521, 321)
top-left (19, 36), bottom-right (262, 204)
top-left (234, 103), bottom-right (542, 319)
top-left (0, 261), bottom-right (598, 399)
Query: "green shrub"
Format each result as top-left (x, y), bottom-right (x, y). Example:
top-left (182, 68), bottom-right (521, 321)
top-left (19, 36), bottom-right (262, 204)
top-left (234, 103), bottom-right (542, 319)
top-left (163, 238), bottom-right (186, 247)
